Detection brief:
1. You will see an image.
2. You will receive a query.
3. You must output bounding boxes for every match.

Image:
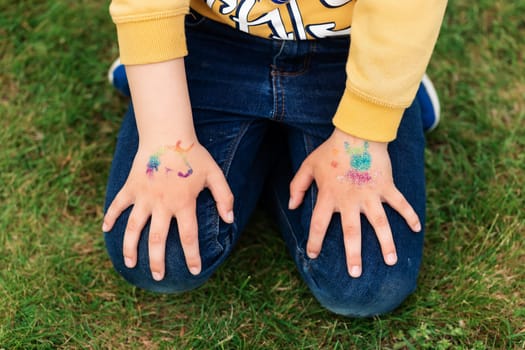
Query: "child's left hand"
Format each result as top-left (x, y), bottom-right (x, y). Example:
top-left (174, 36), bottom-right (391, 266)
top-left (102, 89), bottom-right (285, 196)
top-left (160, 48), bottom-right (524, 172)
top-left (288, 128), bottom-right (421, 278)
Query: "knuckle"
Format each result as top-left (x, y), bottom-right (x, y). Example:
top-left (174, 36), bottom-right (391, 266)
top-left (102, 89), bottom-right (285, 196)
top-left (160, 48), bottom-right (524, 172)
top-left (346, 254), bottom-right (361, 266)
top-left (186, 255), bottom-right (200, 266)
top-left (223, 192), bottom-right (234, 205)
top-left (307, 241), bottom-right (320, 253)
top-left (150, 262), bottom-right (163, 273)
top-left (373, 215), bottom-right (388, 228)
top-left (310, 221), bottom-right (325, 235)
top-left (179, 232), bottom-right (196, 246)
top-left (149, 232), bottom-right (164, 244)
top-left (343, 224), bottom-right (360, 236)
top-left (396, 198), bottom-right (410, 212)
top-left (126, 218), bottom-right (139, 234)
top-left (410, 217), bottom-right (420, 226)
top-left (149, 253), bottom-right (164, 267)
top-left (123, 244), bottom-right (135, 257)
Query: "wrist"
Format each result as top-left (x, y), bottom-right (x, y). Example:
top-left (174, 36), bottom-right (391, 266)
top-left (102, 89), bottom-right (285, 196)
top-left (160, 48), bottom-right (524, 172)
top-left (331, 128), bottom-right (388, 148)
top-left (138, 135), bottom-right (198, 153)
top-left (137, 114), bottom-right (197, 146)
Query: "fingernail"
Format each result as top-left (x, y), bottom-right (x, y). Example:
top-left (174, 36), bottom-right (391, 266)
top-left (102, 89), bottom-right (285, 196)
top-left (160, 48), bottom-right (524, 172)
top-left (124, 257), bottom-right (133, 268)
top-left (226, 211), bottom-right (234, 223)
top-left (414, 222), bottom-right (422, 232)
top-left (189, 266), bottom-right (201, 275)
top-left (288, 197), bottom-right (294, 210)
top-left (386, 253), bottom-right (397, 265)
top-left (152, 272), bottom-right (163, 281)
top-left (102, 222), bottom-right (109, 232)
top-left (350, 265), bottom-right (362, 278)
top-left (307, 250), bottom-right (318, 259)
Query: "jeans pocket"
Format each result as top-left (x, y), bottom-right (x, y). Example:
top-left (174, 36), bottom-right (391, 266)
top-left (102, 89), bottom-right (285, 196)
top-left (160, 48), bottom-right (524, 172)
top-left (185, 10), bottom-right (208, 28)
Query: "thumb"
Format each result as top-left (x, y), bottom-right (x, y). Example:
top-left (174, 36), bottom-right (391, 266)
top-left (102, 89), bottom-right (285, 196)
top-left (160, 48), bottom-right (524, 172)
top-left (206, 168), bottom-right (234, 223)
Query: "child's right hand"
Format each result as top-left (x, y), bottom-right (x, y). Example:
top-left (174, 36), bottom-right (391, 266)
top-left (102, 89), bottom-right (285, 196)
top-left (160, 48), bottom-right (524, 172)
top-left (102, 140), bottom-right (234, 281)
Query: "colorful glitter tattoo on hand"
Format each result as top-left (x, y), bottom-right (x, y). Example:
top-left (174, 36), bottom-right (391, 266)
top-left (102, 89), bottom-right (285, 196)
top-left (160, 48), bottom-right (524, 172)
top-left (336, 141), bottom-right (373, 185)
top-left (168, 141), bottom-right (194, 178)
top-left (146, 149), bottom-right (165, 177)
top-left (145, 141), bottom-right (195, 179)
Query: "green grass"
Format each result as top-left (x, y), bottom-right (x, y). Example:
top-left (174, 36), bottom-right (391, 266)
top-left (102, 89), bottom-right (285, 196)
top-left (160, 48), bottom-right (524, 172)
top-left (1, 0), bottom-right (524, 349)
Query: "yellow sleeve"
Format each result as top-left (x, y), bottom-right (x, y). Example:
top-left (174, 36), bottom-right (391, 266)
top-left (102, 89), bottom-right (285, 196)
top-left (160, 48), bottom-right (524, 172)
top-left (333, 0), bottom-right (448, 142)
top-left (109, 0), bottom-right (190, 65)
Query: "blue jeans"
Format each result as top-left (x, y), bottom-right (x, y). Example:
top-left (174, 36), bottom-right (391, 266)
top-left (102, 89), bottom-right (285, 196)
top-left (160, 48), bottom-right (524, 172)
top-left (104, 14), bottom-right (426, 317)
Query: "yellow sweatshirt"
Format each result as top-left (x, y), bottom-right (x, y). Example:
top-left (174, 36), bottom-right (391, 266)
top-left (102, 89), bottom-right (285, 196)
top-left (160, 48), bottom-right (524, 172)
top-left (110, 0), bottom-right (447, 142)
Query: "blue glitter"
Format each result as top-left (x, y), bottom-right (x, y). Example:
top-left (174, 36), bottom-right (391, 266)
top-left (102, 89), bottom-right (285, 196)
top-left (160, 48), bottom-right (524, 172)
top-left (345, 141), bottom-right (372, 171)
top-left (146, 155), bottom-right (161, 175)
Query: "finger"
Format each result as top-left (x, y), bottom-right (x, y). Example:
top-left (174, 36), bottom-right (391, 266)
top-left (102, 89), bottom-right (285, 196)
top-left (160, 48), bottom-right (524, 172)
top-left (383, 187), bottom-right (421, 232)
top-left (289, 161), bottom-right (314, 210)
top-left (175, 204), bottom-right (201, 276)
top-left (306, 191), bottom-right (334, 259)
top-left (340, 207), bottom-right (362, 278)
top-left (103, 189), bottom-right (133, 232)
top-left (122, 204), bottom-right (150, 268)
top-left (148, 210), bottom-right (171, 281)
top-left (364, 200), bottom-right (397, 266)
top-left (206, 169), bottom-right (234, 224)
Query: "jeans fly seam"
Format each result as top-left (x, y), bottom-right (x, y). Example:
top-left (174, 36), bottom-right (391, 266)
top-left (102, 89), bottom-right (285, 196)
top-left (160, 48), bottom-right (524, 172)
top-left (270, 71), bottom-right (285, 121)
top-left (278, 73), bottom-right (285, 121)
top-left (271, 72), bottom-right (278, 120)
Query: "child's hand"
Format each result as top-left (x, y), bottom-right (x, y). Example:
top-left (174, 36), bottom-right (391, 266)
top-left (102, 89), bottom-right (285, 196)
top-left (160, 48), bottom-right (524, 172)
top-left (289, 129), bottom-right (421, 278)
top-left (102, 140), bottom-right (234, 281)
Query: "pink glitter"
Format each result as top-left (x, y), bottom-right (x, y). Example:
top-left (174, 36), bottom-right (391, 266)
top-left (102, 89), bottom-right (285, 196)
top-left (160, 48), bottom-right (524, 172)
top-left (344, 169), bottom-right (372, 185)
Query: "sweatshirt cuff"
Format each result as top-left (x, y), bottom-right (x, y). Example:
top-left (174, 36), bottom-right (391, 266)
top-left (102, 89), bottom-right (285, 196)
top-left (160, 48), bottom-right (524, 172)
top-left (332, 88), bottom-right (405, 142)
top-left (115, 15), bottom-right (188, 65)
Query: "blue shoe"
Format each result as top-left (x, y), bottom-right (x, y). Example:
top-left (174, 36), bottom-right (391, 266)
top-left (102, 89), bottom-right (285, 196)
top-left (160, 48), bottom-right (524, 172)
top-left (417, 74), bottom-right (441, 132)
top-left (107, 58), bottom-right (131, 97)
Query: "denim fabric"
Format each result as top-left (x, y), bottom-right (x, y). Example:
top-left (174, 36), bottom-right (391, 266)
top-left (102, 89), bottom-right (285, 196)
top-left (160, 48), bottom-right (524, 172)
top-left (104, 14), bottom-right (426, 317)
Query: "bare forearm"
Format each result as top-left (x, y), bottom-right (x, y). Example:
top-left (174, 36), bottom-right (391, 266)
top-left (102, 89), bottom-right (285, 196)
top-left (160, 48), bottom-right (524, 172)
top-left (126, 58), bottom-right (195, 146)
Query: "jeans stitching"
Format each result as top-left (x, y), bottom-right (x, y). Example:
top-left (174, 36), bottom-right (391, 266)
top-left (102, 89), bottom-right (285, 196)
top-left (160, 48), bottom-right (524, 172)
top-left (276, 54), bottom-right (311, 77)
top-left (271, 70), bottom-right (278, 121)
top-left (273, 187), bottom-right (301, 255)
top-left (214, 120), bottom-right (254, 249)
top-left (278, 74), bottom-right (285, 121)
top-left (303, 133), bottom-right (317, 222)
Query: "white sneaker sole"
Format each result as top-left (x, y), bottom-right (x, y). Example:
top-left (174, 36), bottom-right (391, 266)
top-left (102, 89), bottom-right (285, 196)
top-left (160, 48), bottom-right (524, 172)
top-left (107, 57), bottom-right (122, 85)
top-left (421, 73), bottom-right (441, 132)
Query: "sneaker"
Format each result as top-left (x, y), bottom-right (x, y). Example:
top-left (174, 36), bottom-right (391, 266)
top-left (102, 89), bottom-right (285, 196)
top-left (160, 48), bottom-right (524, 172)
top-left (107, 58), bottom-right (130, 97)
top-left (417, 74), bottom-right (441, 132)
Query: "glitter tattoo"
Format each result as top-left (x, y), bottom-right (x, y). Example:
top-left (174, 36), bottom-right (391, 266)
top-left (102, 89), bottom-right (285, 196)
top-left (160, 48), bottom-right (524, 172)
top-left (145, 141), bottom-right (194, 179)
top-left (146, 150), bottom-right (164, 177)
top-left (336, 141), bottom-right (373, 185)
top-left (168, 141), bottom-right (194, 178)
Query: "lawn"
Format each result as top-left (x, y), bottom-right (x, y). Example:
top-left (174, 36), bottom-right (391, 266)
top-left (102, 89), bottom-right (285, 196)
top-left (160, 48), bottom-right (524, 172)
top-left (1, 1), bottom-right (524, 349)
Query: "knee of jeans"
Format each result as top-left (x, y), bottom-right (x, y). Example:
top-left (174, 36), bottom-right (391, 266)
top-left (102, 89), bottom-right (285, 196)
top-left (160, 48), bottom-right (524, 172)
top-left (105, 235), bottom-right (210, 294)
top-left (104, 212), bottom-right (230, 294)
top-left (107, 252), bottom-right (212, 294)
top-left (306, 263), bottom-right (418, 318)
